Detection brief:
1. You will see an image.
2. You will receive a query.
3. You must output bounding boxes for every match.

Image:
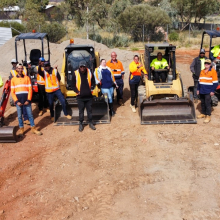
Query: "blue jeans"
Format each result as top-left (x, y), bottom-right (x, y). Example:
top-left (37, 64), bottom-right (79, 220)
top-left (23, 105), bottom-right (28, 121)
top-left (101, 87), bottom-right (114, 103)
top-left (47, 89), bottom-right (67, 117)
top-left (16, 103), bottom-right (35, 128)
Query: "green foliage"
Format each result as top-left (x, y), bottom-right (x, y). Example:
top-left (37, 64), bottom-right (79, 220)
top-left (169, 31), bottom-right (179, 41)
top-left (0, 0), bottom-right (17, 8)
top-left (89, 33), bottom-right (102, 43)
top-left (151, 31), bottom-right (164, 42)
top-left (131, 47), bottom-right (139, 51)
top-left (0, 21), bottom-right (25, 36)
top-left (118, 4), bottom-right (170, 41)
top-left (41, 22), bottom-right (66, 43)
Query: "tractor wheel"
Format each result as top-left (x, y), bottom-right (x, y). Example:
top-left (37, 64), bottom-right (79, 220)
top-left (211, 95), bottom-right (218, 107)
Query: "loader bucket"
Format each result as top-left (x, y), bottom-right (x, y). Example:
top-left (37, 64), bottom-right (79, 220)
top-left (54, 96), bottom-right (110, 125)
top-left (139, 98), bottom-right (197, 125)
top-left (0, 126), bottom-right (17, 143)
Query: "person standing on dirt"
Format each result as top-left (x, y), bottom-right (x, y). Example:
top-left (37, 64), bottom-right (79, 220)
top-left (95, 59), bottom-right (118, 116)
top-left (197, 59), bottom-right (218, 123)
top-left (190, 49), bottom-right (207, 103)
top-left (129, 55), bottom-right (148, 113)
top-left (11, 63), bottom-right (42, 137)
top-left (72, 61), bottom-right (96, 132)
top-left (150, 52), bottom-right (169, 83)
top-left (10, 59), bottom-right (30, 125)
top-left (106, 52), bottom-right (125, 106)
top-left (36, 57), bottom-right (49, 116)
top-left (38, 61), bottom-right (72, 122)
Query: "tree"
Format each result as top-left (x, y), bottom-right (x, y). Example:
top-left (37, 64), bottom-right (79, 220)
top-left (0, 0), bottom-right (17, 8)
top-left (118, 4), bottom-right (170, 41)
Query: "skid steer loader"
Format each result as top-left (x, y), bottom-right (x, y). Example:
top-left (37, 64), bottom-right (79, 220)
top-left (138, 43), bottom-right (196, 124)
top-left (54, 39), bottom-right (110, 125)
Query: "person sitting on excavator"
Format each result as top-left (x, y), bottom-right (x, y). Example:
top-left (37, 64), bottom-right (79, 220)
top-left (150, 52), bottom-right (169, 83)
top-left (210, 45), bottom-right (220, 61)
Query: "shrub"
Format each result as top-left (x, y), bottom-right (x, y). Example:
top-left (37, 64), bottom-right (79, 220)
top-left (89, 33), bottom-right (102, 43)
top-left (169, 31), bottom-right (179, 41)
top-left (0, 21), bottom-right (25, 36)
top-left (150, 31), bottom-right (164, 42)
top-left (41, 22), bottom-right (66, 43)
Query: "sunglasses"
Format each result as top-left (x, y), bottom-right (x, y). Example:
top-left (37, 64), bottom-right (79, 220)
top-left (205, 63), bottom-right (211, 65)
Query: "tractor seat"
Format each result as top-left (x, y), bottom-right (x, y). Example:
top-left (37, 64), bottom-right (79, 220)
top-left (30, 49), bottom-right (41, 66)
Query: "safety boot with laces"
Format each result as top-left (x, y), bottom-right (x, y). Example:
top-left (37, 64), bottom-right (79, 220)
top-left (31, 126), bottom-right (42, 135)
top-left (130, 104), bottom-right (136, 113)
top-left (203, 115), bottom-right (211, 124)
top-left (197, 114), bottom-right (205, 119)
top-left (18, 127), bottom-right (24, 136)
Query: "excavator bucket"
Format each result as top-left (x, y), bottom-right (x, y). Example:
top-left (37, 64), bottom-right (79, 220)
top-left (138, 96), bottom-right (197, 125)
top-left (54, 96), bottom-right (110, 125)
top-left (0, 126), bottom-right (17, 143)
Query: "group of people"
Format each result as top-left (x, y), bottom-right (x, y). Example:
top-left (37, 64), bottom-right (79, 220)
top-left (190, 48), bottom-right (218, 123)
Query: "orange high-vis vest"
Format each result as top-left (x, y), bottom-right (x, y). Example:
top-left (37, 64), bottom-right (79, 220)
top-left (10, 66), bottom-right (27, 77)
top-left (36, 66), bottom-right (45, 85)
top-left (75, 69), bottom-right (92, 92)
top-left (44, 69), bottom-right (59, 93)
top-left (11, 75), bottom-right (32, 102)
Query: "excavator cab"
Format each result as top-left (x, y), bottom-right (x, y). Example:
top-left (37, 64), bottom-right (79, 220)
top-left (54, 40), bottom-right (110, 125)
top-left (139, 43), bottom-right (196, 124)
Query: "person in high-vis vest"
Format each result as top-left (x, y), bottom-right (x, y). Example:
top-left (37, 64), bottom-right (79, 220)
top-left (10, 59), bottom-right (30, 125)
top-left (36, 57), bottom-right (49, 116)
top-left (72, 61), bottom-right (96, 132)
top-left (150, 52), bottom-right (169, 83)
top-left (197, 59), bottom-right (218, 123)
top-left (38, 61), bottom-right (71, 122)
top-left (129, 55), bottom-right (148, 113)
top-left (210, 45), bottom-right (220, 61)
top-left (11, 63), bottom-right (42, 137)
top-left (95, 59), bottom-right (118, 117)
top-left (106, 52), bottom-right (125, 106)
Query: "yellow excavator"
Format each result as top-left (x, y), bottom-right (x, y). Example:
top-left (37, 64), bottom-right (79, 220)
top-left (54, 39), bottom-right (110, 125)
top-left (139, 43), bottom-right (196, 124)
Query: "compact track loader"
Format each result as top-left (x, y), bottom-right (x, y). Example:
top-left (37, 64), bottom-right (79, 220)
top-left (54, 40), bottom-right (110, 125)
top-left (138, 43), bottom-right (196, 124)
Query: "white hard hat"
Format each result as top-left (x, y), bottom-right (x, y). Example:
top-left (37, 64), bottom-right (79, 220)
top-left (11, 59), bottom-right (17, 63)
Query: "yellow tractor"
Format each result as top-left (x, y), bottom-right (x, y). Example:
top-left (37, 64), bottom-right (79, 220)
top-left (54, 40), bottom-right (110, 125)
top-left (139, 43), bottom-right (196, 124)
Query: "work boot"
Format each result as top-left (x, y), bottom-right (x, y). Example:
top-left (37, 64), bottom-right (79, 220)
top-left (89, 123), bottom-right (96, 130)
top-left (109, 103), bottom-right (116, 117)
top-left (51, 117), bottom-right (54, 122)
top-left (118, 99), bottom-right (124, 106)
top-left (203, 115), bottom-right (211, 124)
top-left (130, 104), bottom-right (136, 113)
top-left (31, 126), bottom-right (42, 135)
top-left (24, 120), bottom-right (30, 125)
top-left (197, 114), bottom-right (205, 119)
top-left (79, 123), bottom-right (84, 132)
top-left (38, 110), bottom-right (43, 116)
top-left (66, 115), bottom-right (72, 120)
top-left (18, 127), bottom-right (24, 137)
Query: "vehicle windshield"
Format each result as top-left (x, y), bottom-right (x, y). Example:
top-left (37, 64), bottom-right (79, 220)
top-left (67, 50), bottom-right (94, 72)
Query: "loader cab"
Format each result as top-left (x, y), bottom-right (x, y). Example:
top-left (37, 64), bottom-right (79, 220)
top-left (144, 43), bottom-right (176, 83)
top-left (64, 44), bottom-right (97, 90)
top-left (200, 30), bottom-right (220, 81)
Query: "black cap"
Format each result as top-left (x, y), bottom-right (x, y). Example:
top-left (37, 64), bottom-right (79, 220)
top-left (79, 61), bottom-right (87, 67)
top-left (200, 49), bottom-right (205, 54)
top-left (44, 61), bottom-right (50, 67)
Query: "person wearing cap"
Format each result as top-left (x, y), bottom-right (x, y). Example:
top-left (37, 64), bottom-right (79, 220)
top-left (36, 57), bottom-right (49, 116)
top-left (106, 52), bottom-right (125, 106)
top-left (72, 61), bottom-right (96, 132)
top-left (38, 61), bottom-right (71, 122)
top-left (11, 63), bottom-right (42, 136)
top-left (10, 59), bottom-right (30, 125)
top-left (150, 52), bottom-right (169, 83)
top-left (190, 49), bottom-right (207, 103)
top-left (95, 59), bottom-right (118, 116)
top-left (129, 55), bottom-right (148, 113)
top-left (197, 59), bottom-right (218, 123)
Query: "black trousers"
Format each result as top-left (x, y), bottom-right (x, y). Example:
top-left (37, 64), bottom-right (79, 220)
top-left (129, 83), bottom-right (139, 106)
top-left (77, 98), bottom-right (93, 123)
top-left (154, 71), bottom-right (166, 83)
top-left (200, 94), bottom-right (211, 116)
top-left (38, 84), bottom-right (48, 110)
top-left (193, 79), bottom-right (199, 99)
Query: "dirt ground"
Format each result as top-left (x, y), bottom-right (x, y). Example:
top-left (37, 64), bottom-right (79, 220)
top-left (1, 45), bottom-right (220, 220)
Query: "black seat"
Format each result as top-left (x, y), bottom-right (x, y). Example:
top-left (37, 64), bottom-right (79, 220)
top-left (30, 49), bottom-right (41, 65)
